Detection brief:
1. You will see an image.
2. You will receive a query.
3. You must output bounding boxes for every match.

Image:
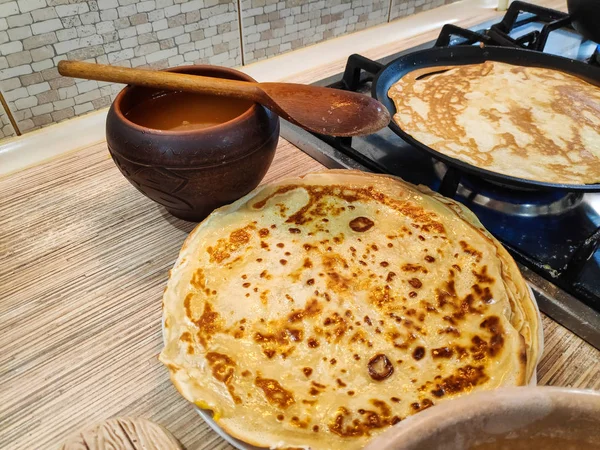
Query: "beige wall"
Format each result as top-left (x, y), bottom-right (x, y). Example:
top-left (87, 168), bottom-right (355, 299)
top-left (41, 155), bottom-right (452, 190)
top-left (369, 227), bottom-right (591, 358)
top-left (0, 0), bottom-right (458, 141)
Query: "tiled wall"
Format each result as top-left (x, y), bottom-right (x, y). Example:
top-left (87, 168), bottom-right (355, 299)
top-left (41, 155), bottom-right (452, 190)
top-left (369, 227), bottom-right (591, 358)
top-left (241, 0), bottom-right (390, 63)
top-left (390, 0), bottom-right (448, 20)
top-left (0, 0), bottom-right (458, 140)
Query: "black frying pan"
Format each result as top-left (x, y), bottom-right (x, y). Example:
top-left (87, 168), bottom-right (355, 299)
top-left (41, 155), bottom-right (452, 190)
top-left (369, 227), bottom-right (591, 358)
top-left (372, 45), bottom-right (600, 191)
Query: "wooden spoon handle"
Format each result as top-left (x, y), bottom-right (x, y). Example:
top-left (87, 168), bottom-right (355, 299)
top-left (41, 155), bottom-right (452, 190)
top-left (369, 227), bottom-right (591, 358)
top-left (57, 60), bottom-right (265, 103)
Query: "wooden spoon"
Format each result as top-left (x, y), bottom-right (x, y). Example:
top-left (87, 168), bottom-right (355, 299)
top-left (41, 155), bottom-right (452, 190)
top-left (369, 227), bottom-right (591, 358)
top-left (58, 60), bottom-right (390, 137)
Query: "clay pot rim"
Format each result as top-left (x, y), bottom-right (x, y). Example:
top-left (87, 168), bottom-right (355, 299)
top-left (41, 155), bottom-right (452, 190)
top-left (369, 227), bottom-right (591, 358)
top-left (112, 64), bottom-right (259, 136)
top-left (363, 386), bottom-right (600, 450)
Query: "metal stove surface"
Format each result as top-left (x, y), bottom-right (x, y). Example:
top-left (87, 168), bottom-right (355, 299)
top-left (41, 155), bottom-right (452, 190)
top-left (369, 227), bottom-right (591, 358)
top-left (281, 11), bottom-right (600, 349)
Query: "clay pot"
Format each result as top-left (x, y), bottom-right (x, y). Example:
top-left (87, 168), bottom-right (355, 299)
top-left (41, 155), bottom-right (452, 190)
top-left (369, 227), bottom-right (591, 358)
top-left (363, 387), bottom-right (600, 450)
top-left (106, 65), bottom-right (279, 222)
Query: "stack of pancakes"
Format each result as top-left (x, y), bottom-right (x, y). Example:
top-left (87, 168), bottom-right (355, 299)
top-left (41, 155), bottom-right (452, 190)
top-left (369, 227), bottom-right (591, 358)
top-left (160, 171), bottom-right (540, 450)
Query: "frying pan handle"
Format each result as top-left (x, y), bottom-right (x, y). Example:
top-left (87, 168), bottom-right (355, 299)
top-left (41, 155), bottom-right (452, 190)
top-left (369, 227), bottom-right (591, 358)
top-left (435, 24), bottom-right (491, 47)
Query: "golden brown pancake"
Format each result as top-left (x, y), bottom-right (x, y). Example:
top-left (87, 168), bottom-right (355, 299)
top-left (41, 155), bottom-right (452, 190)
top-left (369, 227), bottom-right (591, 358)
top-left (160, 170), bottom-right (540, 450)
top-left (388, 61), bottom-right (600, 184)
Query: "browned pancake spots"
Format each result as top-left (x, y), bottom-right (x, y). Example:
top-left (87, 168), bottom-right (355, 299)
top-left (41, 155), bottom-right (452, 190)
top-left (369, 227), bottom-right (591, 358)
top-left (439, 326), bottom-right (460, 337)
top-left (252, 185), bottom-right (298, 209)
top-left (260, 270), bottom-right (271, 280)
top-left (459, 241), bottom-right (482, 262)
top-left (436, 274), bottom-right (457, 309)
top-left (408, 278), bottom-right (422, 289)
top-left (206, 352), bottom-right (241, 404)
top-left (254, 327), bottom-right (304, 346)
top-left (260, 290), bottom-right (269, 305)
top-left (280, 259), bottom-right (287, 265)
top-left (402, 263), bottom-right (428, 273)
top-left (424, 255), bottom-right (435, 263)
top-left (328, 400), bottom-right (400, 438)
top-left (307, 337), bottom-right (319, 348)
top-left (353, 354), bottom-right (361, 360)
top-left (411, 398), bottom-right (434, 412)
top-left (480, 316), bottom-right (505, 357)
top-left (380, 261), bottom-right (389, 267)
top-left (323, 312), bottom-right (348, 341)
top-left (190, 268), bottom-right (206, 290)
top-left (165, 363), bottom-right (179, 372)
top-left (255, 376), bottom-right (295, 409)
top-left (369, 284), bottom-right (394, 309)
top-left (472, 284), bottom-right (493, 303)
top-left (303, 367), bottom-right (313, 377)
top-left (207, 225), bottom-right (254, 263)
top-left (184, 298), bottom-right (221, 348)
top-left (303, 399), bottom-right (317, 405)
top-left (289, 227), bottom-right (301, 234)
top-left (263, 349), bottom-right (276, 359)
top-left (409, 291), bottom-right (418, 298)
top-left (520, 346), bottom-right (527, 364)
top-left (312, 425), bottom-right (319, 432)
top-left (432, 347), bottom-right (454, 358)
top-left (276, 414), bottom-right (284, 421)
top-left (253, 184), bottom-right (446, 234)
top-left (472, 265), bottom-right (494, 283)
top-left (259, 228), bottom-right (269, 237)
top-left (290, 416), bottom-right (309, 429)
top-left (431, 365), bottom-right (488, 398)
top-left (180, 332), bottom-right (192, 342)
top-left (242, 282), bottom-right (251, 288)
top-left (470, 336), bottom-right (487, 360)
top-left (390, 397), bottom-right (400, 403)
top-left (412, 346), bottom-right (425, 360)
top-left (337, 378), bottom-right (347, 387)
top-left (368, 354), bottom-right (394, 381)
top-left (330, 358), bottom-right (337, 365)
top-left (288, 298), bottom-right (322, 323)
top-left (386, 272), bottom-right (396, 283)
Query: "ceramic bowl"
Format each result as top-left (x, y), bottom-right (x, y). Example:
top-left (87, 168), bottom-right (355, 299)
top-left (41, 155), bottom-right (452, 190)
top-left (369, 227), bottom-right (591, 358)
top-left (106, 65), bottom-right (279, 222)
top-left (363, 386), bottom-right (600, 450)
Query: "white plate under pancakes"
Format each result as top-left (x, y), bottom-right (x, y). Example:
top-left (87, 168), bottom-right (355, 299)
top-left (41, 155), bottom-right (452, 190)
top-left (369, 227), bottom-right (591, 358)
top-left (162, 173), bottom-right (541, 449)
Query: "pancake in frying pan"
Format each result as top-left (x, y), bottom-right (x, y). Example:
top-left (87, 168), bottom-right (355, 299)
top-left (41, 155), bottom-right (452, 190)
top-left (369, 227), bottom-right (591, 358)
top-left (388, 61), bottom-right (600, 184)
top-left (160, 170), bottom-right (540, 450)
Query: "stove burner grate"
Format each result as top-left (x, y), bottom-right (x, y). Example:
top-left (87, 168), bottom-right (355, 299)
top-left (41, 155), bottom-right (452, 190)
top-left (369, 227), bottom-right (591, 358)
top-left (432, 162), bottom-right (584, 217)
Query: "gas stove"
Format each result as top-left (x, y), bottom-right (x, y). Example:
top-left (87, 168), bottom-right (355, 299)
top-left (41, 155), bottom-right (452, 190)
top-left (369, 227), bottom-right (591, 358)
top-left (281, 1), bottom-right (600, 349)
